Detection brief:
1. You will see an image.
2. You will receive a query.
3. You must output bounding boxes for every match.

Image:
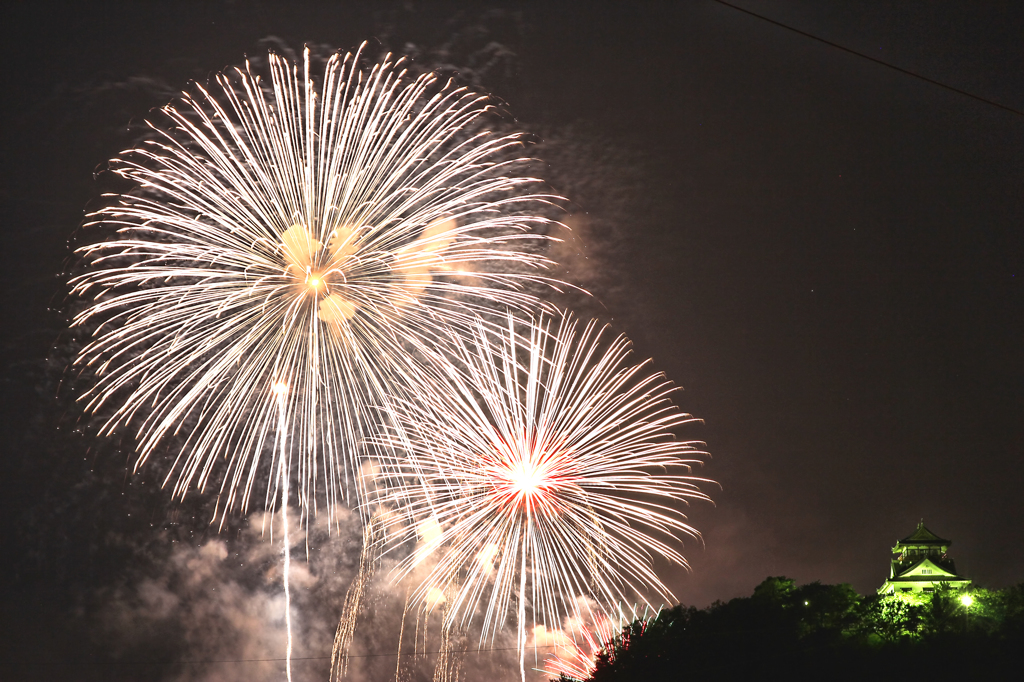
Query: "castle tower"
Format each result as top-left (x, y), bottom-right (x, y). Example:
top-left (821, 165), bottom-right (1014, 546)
top-left (878, 521), bottom-right (971, 595)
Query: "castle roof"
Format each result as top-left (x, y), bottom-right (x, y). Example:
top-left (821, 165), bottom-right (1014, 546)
top-left (897, 521), bottom-right (950, 547)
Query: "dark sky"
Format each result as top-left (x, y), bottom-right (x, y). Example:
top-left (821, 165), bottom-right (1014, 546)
top-left (2, 0), bottom-right (1023, 679)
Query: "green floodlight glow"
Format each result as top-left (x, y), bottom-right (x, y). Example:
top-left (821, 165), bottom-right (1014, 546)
top-left (960, 593), bottom-right (974, 607)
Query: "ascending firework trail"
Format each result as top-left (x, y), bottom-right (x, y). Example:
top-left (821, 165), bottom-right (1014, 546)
top-left (70, 45), bottom-right (564, 679)
top-left (373, 312), bottom-right (713, 681)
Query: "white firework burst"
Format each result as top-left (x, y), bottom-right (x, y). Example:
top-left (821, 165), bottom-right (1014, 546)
top-left (70, 46), bottom-right (563, 525)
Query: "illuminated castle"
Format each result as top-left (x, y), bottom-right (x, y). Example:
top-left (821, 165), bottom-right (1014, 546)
top-left (878, 521), bottom-right (971, 595)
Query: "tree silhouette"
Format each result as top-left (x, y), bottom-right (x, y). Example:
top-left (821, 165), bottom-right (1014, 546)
top-left (567, 577), bottom-right (1024, 682)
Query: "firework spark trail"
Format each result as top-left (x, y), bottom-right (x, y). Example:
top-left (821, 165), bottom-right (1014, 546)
top-left (330, 514), bottom-right (383, 681)
top-left (70, 45), bottom-right (564, 526)
top-left (372, 312), bottom-right (713, 680)
top-left (433, 583), bottom-right (465, 682)
top-left (272, 381), bottom-right (295, 682)
top-left (395, 597), bottom-right (411, 681)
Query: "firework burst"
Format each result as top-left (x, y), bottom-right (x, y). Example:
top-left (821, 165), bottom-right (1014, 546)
top-left (373, 312), bottom-right (712, 678)
top-left (70, 46), bottom-right (562, 525)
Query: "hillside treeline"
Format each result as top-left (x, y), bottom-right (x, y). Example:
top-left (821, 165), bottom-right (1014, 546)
top-left (567, 577), bottom-right (1024, 681)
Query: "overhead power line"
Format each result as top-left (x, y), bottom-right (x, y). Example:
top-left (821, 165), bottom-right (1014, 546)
top-left (710, 0), bottom-right (1024, 118)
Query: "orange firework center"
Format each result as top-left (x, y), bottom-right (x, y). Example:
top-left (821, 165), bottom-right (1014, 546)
top-left (277, 216), bottom-right (457, 324)
top-left (279, 223), bottom-right (361, 324)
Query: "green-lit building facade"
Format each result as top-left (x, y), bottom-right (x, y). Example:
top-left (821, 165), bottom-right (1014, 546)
top-left (878, 522), bottom-right (971, 596)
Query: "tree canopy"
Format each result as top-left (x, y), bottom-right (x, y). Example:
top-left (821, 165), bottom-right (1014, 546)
top-left (565, 578), bottom-right (1024, 681)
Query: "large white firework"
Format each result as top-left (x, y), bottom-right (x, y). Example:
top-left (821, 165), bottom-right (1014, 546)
top-left (373, 312), bottom-right (712, 679)
top-left (70, 46), bottom-right (561, 524)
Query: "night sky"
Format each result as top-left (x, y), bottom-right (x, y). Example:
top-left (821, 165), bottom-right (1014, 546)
top-left (2, 1), bottom-right (1023, 680)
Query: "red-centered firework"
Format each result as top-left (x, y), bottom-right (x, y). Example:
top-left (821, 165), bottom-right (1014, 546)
top-left (373, 312), bottom-right (713, 681)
